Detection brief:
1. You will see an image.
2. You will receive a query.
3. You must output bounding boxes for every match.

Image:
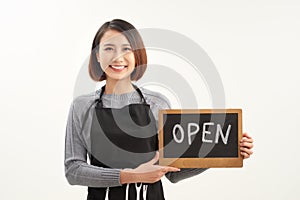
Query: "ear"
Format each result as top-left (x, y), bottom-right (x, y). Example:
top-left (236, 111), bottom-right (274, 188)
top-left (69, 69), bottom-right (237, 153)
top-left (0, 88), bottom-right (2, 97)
top-left (96, 52), bottom-right (100, 62)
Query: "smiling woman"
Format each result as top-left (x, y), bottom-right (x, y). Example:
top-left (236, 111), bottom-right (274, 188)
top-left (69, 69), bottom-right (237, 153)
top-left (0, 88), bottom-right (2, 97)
top-left (64, 19), bottom-right (253, 200)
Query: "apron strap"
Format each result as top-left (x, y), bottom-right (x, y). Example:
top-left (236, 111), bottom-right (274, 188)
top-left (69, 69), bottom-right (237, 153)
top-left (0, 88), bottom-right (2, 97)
top-left (96, 85), bottom-right (106, 107)
top-left (98, 84), bottom-right (147, 107)
top-left (132, 85), bottom-right (147, 104)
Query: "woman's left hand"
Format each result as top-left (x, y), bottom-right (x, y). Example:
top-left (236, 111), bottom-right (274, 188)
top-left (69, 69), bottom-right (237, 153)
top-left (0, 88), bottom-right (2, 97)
top-left (240, 132), bottom-right (254, 159)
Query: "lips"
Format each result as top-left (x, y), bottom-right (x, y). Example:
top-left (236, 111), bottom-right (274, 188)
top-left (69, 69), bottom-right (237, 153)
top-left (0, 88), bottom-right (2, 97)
top-left (110, 65), bottom-right (126, 69)
top-left (109, 65), bottom-right (127, 72)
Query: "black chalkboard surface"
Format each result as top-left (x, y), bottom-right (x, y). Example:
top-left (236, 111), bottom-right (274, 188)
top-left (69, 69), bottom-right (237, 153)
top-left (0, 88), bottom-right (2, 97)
top-left (158, 109), bottom-right (243, 168)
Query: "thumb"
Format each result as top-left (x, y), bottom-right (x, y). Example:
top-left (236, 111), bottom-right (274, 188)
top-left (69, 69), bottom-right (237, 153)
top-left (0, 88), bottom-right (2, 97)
top-left (147, 151), bottom-right (159, 165)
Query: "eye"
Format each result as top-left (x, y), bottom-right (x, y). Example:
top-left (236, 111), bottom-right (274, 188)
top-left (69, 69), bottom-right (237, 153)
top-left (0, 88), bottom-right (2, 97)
top-left (104, 47), bottom-right (114, 51)
top-left (123, 47), bottom-right (132, 52)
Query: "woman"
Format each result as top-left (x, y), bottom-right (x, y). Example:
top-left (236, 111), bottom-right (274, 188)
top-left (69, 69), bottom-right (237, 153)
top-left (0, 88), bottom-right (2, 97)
top-left (64, 19), bottom-right (254, 200)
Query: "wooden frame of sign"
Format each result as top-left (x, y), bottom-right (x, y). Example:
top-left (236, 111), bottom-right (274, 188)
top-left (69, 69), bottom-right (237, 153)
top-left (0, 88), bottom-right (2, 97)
top-left (158, 109), bottom-right (243, 168)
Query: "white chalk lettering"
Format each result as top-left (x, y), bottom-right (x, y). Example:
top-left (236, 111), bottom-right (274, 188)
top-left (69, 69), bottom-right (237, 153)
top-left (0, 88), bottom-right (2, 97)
top-left (202, 122), bottom-right (214, 143)
top-left (215, 124), bottom-right (231, 144)
top-left (171, 122), bottom-right (232, 145)
top-left (188, 123), bottom-right (200, 145)
top-left (172, 124), bottom-right (184, 143)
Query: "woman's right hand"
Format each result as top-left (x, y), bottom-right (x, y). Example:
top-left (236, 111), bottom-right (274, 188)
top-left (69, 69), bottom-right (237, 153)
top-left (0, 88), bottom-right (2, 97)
top-left (120, 152), bottom-right (180, 184)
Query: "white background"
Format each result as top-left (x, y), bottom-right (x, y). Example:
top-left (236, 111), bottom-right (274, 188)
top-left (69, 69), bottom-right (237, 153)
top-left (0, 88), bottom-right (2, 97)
top-left (1, 0), bottom-right (299, 199)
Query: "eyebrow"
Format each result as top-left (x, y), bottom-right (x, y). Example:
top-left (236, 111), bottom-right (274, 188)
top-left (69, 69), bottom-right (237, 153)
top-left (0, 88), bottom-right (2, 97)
top-left (103, 43), bottom-right (131, 46)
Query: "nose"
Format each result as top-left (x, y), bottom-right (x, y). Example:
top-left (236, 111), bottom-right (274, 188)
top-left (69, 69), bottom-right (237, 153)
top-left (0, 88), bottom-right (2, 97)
top-left (113, 55), bottom-right (124, 63)
top-left (112, 51), bottom-right (125, 63)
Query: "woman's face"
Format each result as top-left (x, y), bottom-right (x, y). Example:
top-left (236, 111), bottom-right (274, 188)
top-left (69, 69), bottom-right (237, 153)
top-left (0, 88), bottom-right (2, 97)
top-left (97, 29), bottom-right (136, 81)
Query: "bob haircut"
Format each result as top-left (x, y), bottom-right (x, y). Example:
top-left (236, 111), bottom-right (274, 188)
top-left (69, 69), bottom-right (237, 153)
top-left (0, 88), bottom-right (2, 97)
top-left (88, 19), bottom-right (147, 81)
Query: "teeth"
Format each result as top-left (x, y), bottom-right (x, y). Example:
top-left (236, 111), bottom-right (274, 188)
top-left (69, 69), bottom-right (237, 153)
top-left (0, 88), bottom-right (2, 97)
top-left (111, 65), bottom-right (125, 69)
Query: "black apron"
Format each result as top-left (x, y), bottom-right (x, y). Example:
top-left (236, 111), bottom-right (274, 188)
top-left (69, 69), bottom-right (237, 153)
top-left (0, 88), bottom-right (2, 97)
top-left (87, 85), bottom-right (165, 200)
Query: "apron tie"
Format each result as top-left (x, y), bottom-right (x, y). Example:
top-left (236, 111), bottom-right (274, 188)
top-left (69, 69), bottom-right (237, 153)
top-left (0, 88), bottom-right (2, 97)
top-left (135, 183), bottom-right (142, 200)
top-left (142, 184), bottom-right (148, 200)
top-left (105, 187), bottom-right (109, 200)
top-left (125, 184), bottom-right (129, 200)
top-left (124, 183), bottom-right (148, 200)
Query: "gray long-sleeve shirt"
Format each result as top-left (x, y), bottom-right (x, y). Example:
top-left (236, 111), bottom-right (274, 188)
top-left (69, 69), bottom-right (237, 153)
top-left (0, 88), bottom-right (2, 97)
top-left (64, 87), bottom-right (207, 187)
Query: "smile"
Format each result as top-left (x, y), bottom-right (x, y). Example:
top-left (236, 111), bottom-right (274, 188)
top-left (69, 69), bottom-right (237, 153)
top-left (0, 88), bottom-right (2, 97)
top-left (109, 65), bottom-right (127, 72)
top-left (110, 65), bottom-right (126, 69)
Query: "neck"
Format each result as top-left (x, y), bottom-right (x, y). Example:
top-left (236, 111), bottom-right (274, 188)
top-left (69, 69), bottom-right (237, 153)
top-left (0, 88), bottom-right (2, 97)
top-left (104, 78), bottom-right (135, 94)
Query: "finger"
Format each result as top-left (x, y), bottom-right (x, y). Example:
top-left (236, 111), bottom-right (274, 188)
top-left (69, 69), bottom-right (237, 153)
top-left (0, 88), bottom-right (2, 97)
top-left (240, 137), bottom-right (253, 143)
top-left (240, 147), bottom-right (253, 156)
top-left (240, 141), bottom-right (254, 149)
top-left (147, 151), bottom-right (159, 165)
top-left (161, 166), bottom-right (180, 173)
top-left (241, 152), bottom-right (250, 159)
top-left (242, 132), bottom-right (252, 139)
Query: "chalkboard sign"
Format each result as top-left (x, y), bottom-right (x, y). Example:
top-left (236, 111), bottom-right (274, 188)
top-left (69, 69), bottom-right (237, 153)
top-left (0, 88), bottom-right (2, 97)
top-left (158, 109), bottom-right (243, 168)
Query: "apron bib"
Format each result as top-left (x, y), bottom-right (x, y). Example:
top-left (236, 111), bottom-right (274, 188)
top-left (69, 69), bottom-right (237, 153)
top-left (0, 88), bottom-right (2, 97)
top-left (87, 85), bottom-right (165, 200)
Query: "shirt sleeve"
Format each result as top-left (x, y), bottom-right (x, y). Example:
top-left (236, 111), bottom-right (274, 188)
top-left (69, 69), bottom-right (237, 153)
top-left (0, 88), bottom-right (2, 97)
top-left (64, 101), bottom-right (122, 187)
